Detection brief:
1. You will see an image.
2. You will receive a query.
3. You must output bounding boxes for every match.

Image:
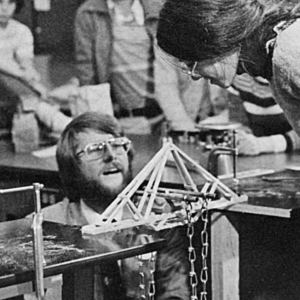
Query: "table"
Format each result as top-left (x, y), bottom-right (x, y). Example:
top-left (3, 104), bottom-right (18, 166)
top-left (0, 218), bottom-right (165, 300)
top-left (2, 135), bottom-right (300, 300)
top-left (0, 139), bottom-right (60, 221)
top-left (211, 168), bottom-right (300, 300)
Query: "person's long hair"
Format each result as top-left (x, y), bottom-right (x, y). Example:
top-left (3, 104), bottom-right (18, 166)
top-left (56, 112), bottom-right (134, 203)
top-left (157, 0), bottom-right (300, 64)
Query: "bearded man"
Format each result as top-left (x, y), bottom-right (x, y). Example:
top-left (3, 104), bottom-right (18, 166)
top-left (42, 111), bottom-right (191, 300)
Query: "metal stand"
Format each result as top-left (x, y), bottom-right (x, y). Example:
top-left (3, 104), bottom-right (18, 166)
top-left (0, 183), bottom-right (45, 300)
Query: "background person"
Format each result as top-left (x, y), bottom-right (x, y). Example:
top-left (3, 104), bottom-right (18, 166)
top-left (0, 0), bottom-right (47, 97)
top-left (74, 0), bottom-right (222, 133)
top-left (156, 3), bottom-right (300, 299)
top-left (231, 74), bottom-right (300, 155)
top-left (156, 0), bottom-right (300, 138)
top-left (0, 0), bottom-right (48, 132)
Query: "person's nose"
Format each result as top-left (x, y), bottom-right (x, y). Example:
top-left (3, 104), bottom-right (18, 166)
top-left (102, 144), bottom-right (116, 162)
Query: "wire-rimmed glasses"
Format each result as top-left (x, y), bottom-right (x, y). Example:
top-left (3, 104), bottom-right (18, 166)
top-left (156, 44), bottom-right (202, 80)
top-left (76, 137), bottom-right (131, 161)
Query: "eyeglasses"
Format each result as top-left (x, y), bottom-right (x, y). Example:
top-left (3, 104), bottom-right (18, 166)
top-left (76, 137), bottom-right (131, 161)
top-left (156, 44), bottom-right (202, 80)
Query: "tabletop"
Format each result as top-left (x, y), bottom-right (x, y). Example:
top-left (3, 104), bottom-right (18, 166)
top-left (2, 135), bottom-right (300, 300)
top-left (218, 168), bottom-right (300, 218)
top-left (0, 218), bottom-right (165, 288)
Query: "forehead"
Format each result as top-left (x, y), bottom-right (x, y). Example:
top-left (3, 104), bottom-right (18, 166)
top-left (76, 130), bottom-right (115, 150)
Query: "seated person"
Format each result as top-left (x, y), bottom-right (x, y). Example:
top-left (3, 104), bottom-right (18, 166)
top-left (231, 73), bottom-right (300, 156)
top-left (0, 0), bottom-right (47, 97)
top-left (74, 0), bottom-right (221, 133)
top-left (41, 111), bottom-right (191, 300)
top-left (0, 0), bottom-right (48, 134)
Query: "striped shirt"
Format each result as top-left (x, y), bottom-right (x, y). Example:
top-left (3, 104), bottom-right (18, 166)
top-left (232, 73), bottom-right (300, 152)
top-left (232, 74), bottom-right (292, 137)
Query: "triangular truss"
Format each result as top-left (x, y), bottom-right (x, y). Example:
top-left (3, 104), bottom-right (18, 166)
top-left (82, 139), bottom-right (247, 235)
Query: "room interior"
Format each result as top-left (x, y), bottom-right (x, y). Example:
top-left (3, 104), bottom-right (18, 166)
top-left (0, 1), bottom-right (300, 300)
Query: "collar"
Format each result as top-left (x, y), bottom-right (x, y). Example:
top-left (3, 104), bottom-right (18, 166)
top-left (80, 199), bottom-right (123, 225)
top-left (107, 0), bottom-right (144, 25)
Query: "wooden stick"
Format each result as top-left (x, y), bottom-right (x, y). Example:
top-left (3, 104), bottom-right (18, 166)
top-left (148, 187), bottom-right (208, 197)
top-left (100, 197), bottom-right (124, 221)
top-left (144, 149), bottom-right (169, 217)
top-left (122, 142), bottom-right (170, 195)
top-left (173, 144), bottom-right (237, 198)
top-left (106, 195), bottom-right (144, 223)
top-left (104, 196), bottom-right (130, 223)
top-left (207, 194), bottom-right (247, 210)
top-left (171, 148), bottom-right (198, 192)
top-left (98, 140), bottom-right (246, 233)
top-left (138, 154), bottom-right (164, 212)
top-left (101, 144), bottom-right (171, 222)
top-left (85, 212), bottom-right (180, 234)
top-left (200, 182), bottom-right (212, 195)
top-left (136, 190), bottom-right (201, 203)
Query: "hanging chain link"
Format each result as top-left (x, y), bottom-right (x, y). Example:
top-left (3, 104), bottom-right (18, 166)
top-left (186, 196), bottom-right (210, 300)
top-left (186, 202), bottom-right (198, 300)
top-left (148, 252), bottom-right (156, 300)
top-left (138, 252), bottom-right (157, 300)
top-left (200, 198), bottom-right (209, 300)
top-left (137, 193), bottom-right (210, 300)
top-left (138, 255), bottom-right (147, 300)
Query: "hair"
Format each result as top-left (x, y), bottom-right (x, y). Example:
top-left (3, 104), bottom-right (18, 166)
top-left (10, 0), bottom-right (25, 14)
top-left (56, 112), bottom-right (134, 202)
top-left (157, 0), bottom-right (300, 64)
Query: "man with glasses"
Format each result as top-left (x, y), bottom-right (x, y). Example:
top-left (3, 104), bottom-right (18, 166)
top-left (42, 111), bottom-right (133, 224)
top-left (41, 111), bottom-right (191, 300)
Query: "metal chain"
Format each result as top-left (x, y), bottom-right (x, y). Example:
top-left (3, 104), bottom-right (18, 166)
top-left (186, 196), bottom-right (210, 300)
top-left (186, 202), bottom-right (198, 300)
top-left (200, 198), bottom-right (209, 300)
top-left (148, 252), bottom-right (156, 300)
top-left (137, 196), bottom-right (210, 300)
top-left (138, 255), bottom-right (147, 300)
top-left (138, 252), bottom-right (156, 300)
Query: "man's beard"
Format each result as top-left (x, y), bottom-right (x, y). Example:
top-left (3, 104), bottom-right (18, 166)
top-left (78, 167), bottom-right (133, 211)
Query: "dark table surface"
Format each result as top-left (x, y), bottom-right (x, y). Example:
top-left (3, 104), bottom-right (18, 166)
top-left (2, 135), bottom-right (300, 299)
top-left (0, 218), bottom-right (165, 288)
top-left (216, 168), bottom-right (300, 218)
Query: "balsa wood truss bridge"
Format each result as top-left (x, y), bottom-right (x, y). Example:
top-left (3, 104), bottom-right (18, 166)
top-left (82, 139), bottom-right (247, 235)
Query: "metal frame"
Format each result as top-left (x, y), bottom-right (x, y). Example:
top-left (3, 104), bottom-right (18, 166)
top-left (0, 183), bottom-right (45, 300)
